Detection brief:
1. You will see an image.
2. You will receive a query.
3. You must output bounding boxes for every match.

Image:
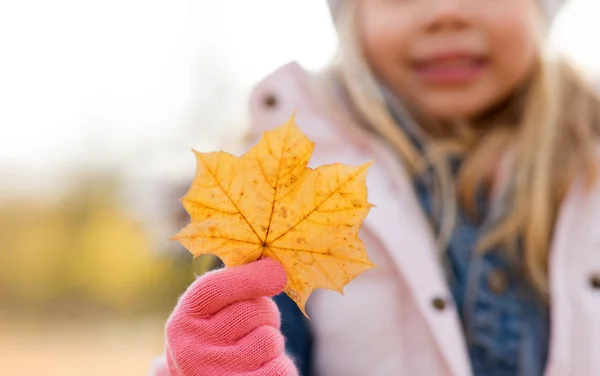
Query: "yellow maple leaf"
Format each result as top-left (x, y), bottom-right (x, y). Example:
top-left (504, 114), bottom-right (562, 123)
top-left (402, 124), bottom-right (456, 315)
top-left (174, 114), bottom-right (375, 314)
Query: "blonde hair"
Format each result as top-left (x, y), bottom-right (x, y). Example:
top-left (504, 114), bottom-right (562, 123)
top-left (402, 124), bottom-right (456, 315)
top-left (327, 2), bottom-right (600, 296)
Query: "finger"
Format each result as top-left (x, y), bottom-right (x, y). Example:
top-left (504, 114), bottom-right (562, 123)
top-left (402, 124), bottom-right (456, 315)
top-left (177, 258), bottom-right (287, 316)
top-left (202, 326), bottom-right (285, 372)
top-left (245, 355), bottom-right (299, 376)
top-left (203, 297), bottom-right (281, 344)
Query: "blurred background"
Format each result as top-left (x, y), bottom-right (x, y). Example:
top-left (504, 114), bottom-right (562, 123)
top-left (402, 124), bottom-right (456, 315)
top-left (1, 0), bottom-right (600, 374)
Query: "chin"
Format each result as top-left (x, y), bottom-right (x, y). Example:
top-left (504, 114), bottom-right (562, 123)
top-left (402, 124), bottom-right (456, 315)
top-left (421, 100), bottom-right (487, 122)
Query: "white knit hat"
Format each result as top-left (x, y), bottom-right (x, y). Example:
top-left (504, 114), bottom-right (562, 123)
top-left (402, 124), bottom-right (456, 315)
top-left (327, 0), bottom-right (568, 28)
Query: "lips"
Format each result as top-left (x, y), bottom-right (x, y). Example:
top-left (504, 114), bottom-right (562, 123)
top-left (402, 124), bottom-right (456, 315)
top-left (411, 53), bottom-right (488, 85)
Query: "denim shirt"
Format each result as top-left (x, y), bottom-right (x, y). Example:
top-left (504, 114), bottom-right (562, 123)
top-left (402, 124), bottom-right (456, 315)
top-left (274, 293), bottom-right (312, 376)
top-left (413, 162), bottom-right (550, 376)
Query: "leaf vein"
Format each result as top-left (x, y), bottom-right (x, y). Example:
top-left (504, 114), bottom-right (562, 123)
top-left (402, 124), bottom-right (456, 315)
top-left (268, 165), bottom-right (369, 243)
top-left (269, 245), bottom-right (372, 266)
top-left (197, 154), bottom-right (262, 243)
top-left (264, 122), bottom-right (293, 242)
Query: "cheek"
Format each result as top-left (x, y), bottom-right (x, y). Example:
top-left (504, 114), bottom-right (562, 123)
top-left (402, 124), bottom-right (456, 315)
top-left (490, 16), bottom-right (538, 95)
top-left (364, 44), bottom-right (397, 87)
top-left (363, 31), bottom-right (393, 78)
top-left (361, 12), bottom-right (411, 87)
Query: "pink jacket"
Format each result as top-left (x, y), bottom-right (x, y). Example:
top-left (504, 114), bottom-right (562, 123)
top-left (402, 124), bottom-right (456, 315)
top-left (154, 62), bottom-right (600, 375)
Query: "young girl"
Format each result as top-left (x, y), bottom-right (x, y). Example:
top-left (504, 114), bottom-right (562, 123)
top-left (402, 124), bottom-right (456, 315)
top-left (154, 0), bottom-right (600, 375)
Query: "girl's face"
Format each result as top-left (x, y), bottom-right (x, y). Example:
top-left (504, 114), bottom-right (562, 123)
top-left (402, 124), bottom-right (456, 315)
top-left (360, 0), bottom-right (542, 121)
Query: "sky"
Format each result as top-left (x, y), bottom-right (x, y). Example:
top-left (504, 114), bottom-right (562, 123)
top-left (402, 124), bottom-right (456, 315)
top-left (0, 0), bottom-right (599, 197)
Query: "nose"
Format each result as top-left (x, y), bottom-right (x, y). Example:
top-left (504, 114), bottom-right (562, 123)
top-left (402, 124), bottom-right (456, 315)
top-left (422, 0), bottom-right (472, 33)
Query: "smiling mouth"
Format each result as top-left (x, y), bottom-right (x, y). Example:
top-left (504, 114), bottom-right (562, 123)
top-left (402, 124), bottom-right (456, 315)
top-left (411, 56), bottom-right (489, 85)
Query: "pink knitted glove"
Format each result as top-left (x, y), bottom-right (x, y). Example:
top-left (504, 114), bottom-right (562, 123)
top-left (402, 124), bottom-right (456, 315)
top-left (164, 258), bottom-right (299, 376)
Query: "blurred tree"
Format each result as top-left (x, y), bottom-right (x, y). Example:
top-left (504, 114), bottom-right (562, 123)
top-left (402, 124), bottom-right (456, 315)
top-left (0, 172), bottom-right (216, 320)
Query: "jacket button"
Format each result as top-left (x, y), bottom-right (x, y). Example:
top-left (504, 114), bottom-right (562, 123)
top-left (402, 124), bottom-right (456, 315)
top-left (431, 297), bottom-right (446, 311)
top-left (590, 274), bottom-right (600, 290)
top-left (263, 93), bottom-right (278, 108)
top-left (487, 268), bottom-right (508, 295)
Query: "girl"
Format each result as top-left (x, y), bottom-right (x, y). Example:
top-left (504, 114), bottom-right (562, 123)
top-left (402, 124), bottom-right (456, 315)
top-left (154, 0), bottom-right (600, 375)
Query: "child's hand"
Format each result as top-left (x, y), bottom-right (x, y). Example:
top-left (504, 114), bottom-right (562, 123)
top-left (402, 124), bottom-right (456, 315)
top-left (164, 258), bottom-right (299, 376)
